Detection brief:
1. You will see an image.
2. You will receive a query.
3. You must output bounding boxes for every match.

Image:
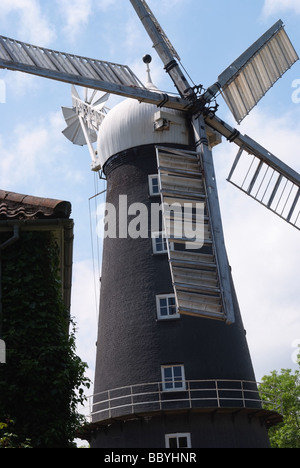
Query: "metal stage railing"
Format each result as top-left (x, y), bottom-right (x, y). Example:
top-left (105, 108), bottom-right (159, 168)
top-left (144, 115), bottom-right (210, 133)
top-left (79, 379), bottom-right (282, 423)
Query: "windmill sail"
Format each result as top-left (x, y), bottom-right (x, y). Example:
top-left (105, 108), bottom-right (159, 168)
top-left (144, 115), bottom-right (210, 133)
top-left (206, 114), bottom-right (300, 230)
top-left (227, 139), bottom-right (300, 230)
top-left (62, 86), bottom-right (109, 146)
top-left (218, 20), bottom-right (299, 123)
top-left (0, 35), bottom-right (188, 111)
top-left (134, 0), bottom-right (181, 62)
top-left (156, 145), bottom-right (235, 324)
top-left (129, 0), bottom-right (194, 99)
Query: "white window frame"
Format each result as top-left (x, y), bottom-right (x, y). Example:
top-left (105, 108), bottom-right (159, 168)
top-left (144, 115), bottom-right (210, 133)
top-left (156, 294), bottom-right (179, 320)
top-left (152, 231), bottom-right (168, 254)
top-left (148, 174), bottom-right (160, 196)
top-left (161, 364), bottom-right (186, 392)
top-left (165, 433), bottom-right (192, 448)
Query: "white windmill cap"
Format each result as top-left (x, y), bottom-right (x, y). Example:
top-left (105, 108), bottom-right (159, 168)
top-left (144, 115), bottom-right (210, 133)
top-left (96, 59), bottom-right (192, 169)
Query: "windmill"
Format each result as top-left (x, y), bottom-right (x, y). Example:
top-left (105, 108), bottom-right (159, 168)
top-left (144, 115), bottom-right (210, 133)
top-left (61, 85), bottom-right (110, 165)
top-left (0, 0), bottom-right (299, 449)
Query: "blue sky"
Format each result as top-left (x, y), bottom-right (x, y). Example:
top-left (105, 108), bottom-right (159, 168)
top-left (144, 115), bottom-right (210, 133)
top-left (0, 0), bottom-right (300, 412)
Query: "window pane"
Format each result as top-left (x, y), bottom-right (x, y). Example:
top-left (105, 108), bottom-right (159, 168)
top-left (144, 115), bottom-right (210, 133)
top-left (164, 367), bottom-right (173, 380)
top-left (174, 366), bottom-right (183, 388)
top-left (173, 366), bottom-right (183, 378)
top-left (174, 381), bottom-right (183, 388)
top-left (159, 297), bottom-right (169, 317)
top-left (155, 238), bottom-right (164, 251)
top-left (163, 367), bottom-right (173, 389)
top-left (168, 437), bottom-right (178, 448)
top-left (157, 236), bottom-right (166, 251)
top-left (152, 177), bottom-right (159, 194)
top-left (178, 437), bottom-right (188, 448)
top-left (165, 382), bottom-right (173, 389)
top-left (153, 232), bottom-right (167, 254)
top-left (168, 297), bottom-right (176, 315)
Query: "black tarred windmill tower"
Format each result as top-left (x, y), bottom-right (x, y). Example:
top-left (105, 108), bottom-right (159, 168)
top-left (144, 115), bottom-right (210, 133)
top-left (0, 0), bottom-right (300, 448)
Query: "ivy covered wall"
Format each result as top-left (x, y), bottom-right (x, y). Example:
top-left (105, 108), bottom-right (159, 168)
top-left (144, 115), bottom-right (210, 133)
top-left (0, 230), bottom-right (89, 448)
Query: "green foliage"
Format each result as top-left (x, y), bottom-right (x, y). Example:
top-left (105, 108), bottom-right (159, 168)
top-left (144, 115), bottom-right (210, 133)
top-left (0, 418), bottom-right (32, 448)
top-left (0, 231), bottom-right (90, 448)
top-left (259, 352), bottom-right (300, 448)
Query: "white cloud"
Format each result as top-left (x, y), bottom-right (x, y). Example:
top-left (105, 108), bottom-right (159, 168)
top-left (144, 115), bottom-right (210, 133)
top-left (262, 0), bottom-right (300, 17)
top-left (4, 71), bottom-right (41, 100)
top-left (0, 1), bottom-right (55, 98)
top-left (0, 111), bottom-right (67, 191)
top-left (56, 0), bottom-right (93, 43)
top-left (0, 125), bottom-right (48, 188)
top-left (0, 0), bottom-right (55, 45)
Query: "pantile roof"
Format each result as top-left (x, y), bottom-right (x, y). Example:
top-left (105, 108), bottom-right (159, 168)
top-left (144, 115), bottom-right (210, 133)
top-left (0, 190), bottom-right (71, 220)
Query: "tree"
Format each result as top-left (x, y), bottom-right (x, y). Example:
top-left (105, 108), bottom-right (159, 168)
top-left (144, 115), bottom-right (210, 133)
top-left (0, 231), bottom-right (90, 448)
top-left (259, 352), bottom-right (300, 448)
top-left (0, 419), bottom-right (32, 448)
